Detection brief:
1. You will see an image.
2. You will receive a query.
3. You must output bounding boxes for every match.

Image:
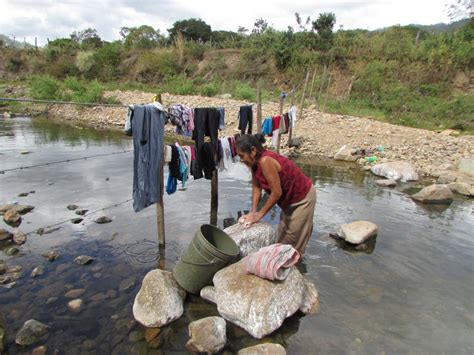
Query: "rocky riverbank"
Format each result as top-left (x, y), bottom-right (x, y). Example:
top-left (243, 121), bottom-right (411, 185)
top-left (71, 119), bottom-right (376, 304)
top-left (40, 89), bottom-right (474, 179)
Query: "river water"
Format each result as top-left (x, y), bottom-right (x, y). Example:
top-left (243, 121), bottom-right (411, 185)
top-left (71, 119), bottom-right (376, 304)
top-left (1, 117), bottom-right (473, 354)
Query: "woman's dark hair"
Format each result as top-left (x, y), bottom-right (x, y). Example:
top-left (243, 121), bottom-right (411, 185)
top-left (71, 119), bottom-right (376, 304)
top-left (236, 134), bottom-right (265, 154)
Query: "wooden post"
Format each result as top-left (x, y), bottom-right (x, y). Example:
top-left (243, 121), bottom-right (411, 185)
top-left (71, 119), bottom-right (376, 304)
top-left (155, 94), bottom-right (165, 247)
top-left (256, 85), bottom-right (262, 133)
top-left (276, 93), bottom-right (285, 153)
top-left (322, 73), bottom-right (332, 112)
top-left (210, 168), bottom-right (218, 226)
top-left (288, 86), bottom-right (296, 148)
top-left (299, 70), bottom-right (310, 121)
top-left (308, 67), bottom-right (317, 99)
top-left (318, 65), bottom-right (327, 110)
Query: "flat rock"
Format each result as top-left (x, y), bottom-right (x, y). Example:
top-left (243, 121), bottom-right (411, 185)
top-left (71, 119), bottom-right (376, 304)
top-left (67, 299), bottom-right (83, 313)
top-left (6, 247), bottom-right (19, 256)
top-left (0, 229), bottom-right (13, 242)
top-left (32, 345), bottom-right (47, 355)
top-left (200, 260), bottom-right (319, 339)
top-left (74, 255), bottom-right (94, 265)
top-left (18, 192), bottom-right (29, 197)
top-left (67, 204), bottom-right (78, 210)
top-left (335, 221), bottom-right (378, 244)
top-left (375, 179), bottom-right (397, 187)
top-left (238, 343), bottom-right (287, 355)
top-left (334, 145), bottom-right (359, 162)
top-left (31, 266), bottom-right (45, 277)
top-left (15, 319), bottom-right (49, 346)
top-left (133, 269), bottom-right (186, 327)
top-left (3, 209), bottom-right (21, 225)
top-left (0, 204), bottom-right (34, 215)
top-left (458, 157), bottom-right (474, 176)
top-left (371, 161), bottom-right (418, 182)
top-left (224, 222), bottom-right (277, 256)
top-left (95, 216), bottom-right (112, 224)
top-left (119, 277), bottom-right (135, 292)
top-left (75, 209), bottom-right (88, 216)
top-left (65, 288), bottom-right (86, 298)
top-left (411, 184), bottom-right (453, 204)
top-left (448, 182), bottom-right (473, 196)
top-left (12, 229), bottom-right (27, 245)
top-left (43, 251), bottom-right (59, 262)
top-left (186, 316), bottom-right (227, 353)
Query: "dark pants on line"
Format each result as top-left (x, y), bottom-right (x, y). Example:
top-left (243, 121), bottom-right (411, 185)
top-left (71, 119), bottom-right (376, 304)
top-left (192, 107), bottom-right (219, 180)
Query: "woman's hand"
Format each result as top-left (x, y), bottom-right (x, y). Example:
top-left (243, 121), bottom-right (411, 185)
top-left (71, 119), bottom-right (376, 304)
top-left (238, 212), bottom-right (261, 227)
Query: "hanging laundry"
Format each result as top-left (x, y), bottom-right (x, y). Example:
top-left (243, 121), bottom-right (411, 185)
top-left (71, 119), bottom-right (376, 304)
top-left (175, 143), bottom-right (189, 189)
top-left (261, 117), bottom-right (273, 136)
top-left (217, 107), bottom-right (225, 130)
top-left (192, 108), bottom-right (219, 180)
top-left (131, 104), bottom-right (166, 212)
top-left (288, 105), bottom-right (297, 128)
top-left (218, 137), bottom-right (233, 171)
top-left (169, 104), bottom-right (193, 137)
top-left (271, 115), bottom-right (281, 147)
top-left (238, 105), bottom-right (253, 134)
top-left (201, 142), bottom-right (217, 180)
top-left (166, 145), bottom-right (180, 195)
top-left (227, 136), bottom-right (237, 158)
top-left (164, 145), bottom-right (172, 163)
top-left (124, 105), bottom-right (134, 136)
top-left (279, 113), bottom-right (288, 134)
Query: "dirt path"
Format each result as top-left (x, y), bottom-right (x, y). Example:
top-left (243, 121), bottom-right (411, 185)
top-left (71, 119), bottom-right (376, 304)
top-left (46, 89), bottom-right (474, 178)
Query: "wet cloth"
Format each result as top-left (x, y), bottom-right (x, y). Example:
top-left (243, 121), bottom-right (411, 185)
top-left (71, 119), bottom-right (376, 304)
top-left (166, 145), bottom-right (180, 195)
top-left (201, 142), bottom-right (217, 180)
top-left (217, 106), bottom-right (225, 130)
top-left (192, 107), bottom-right (219, 180)
top-left (261, 117), bottom-right (273, 135)
top-left (238, 105), bottom-right (253, 134)
top-left (124, 105), bottom-right (134, 136)
top-left (131, 104), bottom-right (165, 212)
top-left (279, 114), bottom-right (288, 134)
top-left (243, 243), bottom-right (300, 281)
top-left (164, 145), bottom-right (172, 163)
top-left (218, 137), bottom-right (233, 171)
top-left (271, 115), bottom-right (281, 146)
top-left (169, 104), bottom-right (193, 137)
top-left (288, 105), bottom-right (297, 128)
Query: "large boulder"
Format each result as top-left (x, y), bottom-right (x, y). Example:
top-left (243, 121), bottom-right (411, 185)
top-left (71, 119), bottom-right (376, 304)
top-left (335, 221), bottom-right (378, 244)
top-left (15, 319), bottom-right (49, 346)
top-left (411, 184), bottom-right (453, 204)
top-left (132, 270), bottom-right (186, 327)
top-left (224, 222), bottom-right (277, 257)
top-left (448, 182), bottom-right (473, 197)
top-left (371, 161), bottom-right (418, 182)
top-left (333, 145), bottom-right (358, 162)
top-left (0, 204), bottom-right (34, 215)
top-left (3, 209), bottom-right (21, 226)
top-left (200, 260), bottom-right (319, 339)
top-left (238, 343), bottom-right (287, 355)
top-left (186, 316), bottom-right (227, 353)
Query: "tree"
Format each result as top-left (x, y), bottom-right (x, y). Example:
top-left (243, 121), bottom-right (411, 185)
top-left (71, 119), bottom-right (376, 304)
top-left (446, 0), bottom-right (473, 21)
top-left (238, 26), bottom-right (249, 36)
top-left (295, 12), bottom-right (312, 31)
top-left (168, 18), bottom-right (212, 42)
top-left (70, 28), bottom-right (102, 49)
top-left (120, 25), bottom-right (164, 49)
top-left (252, 18), bottom-right (268, 34)
top-left (312, 12), bottom-right (336, 51)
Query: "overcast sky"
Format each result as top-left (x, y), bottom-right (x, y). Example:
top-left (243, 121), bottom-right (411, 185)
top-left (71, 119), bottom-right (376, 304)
top-left (1, 0), bottom-right (454, 45)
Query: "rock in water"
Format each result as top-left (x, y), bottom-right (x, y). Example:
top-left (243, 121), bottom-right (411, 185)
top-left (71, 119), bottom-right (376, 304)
top-left (238, 343), bottom-right (287, 354)
top-left (335, 221), bottom-right (378, 245)
top-left (15, 319), bottom-right (49, 346)
top-left (371, 161), bottom-right (418, 182)
top-left (224, 222), bottom-right (277, 256)
top-left (133, 269), bottom-right (186, 327)
top-left (448, 182), bottom-right (473, 196)
top-left (411, 184), bottom-right (453, 204)
top-left (375, 179), bottom-right (397, 188)
top-left (186, 316), bottom-right (227, 353)
top-left (3, 209), bottom-right (21, 226)
top-left (0, 261), bottom-right (6, 275)
top-left (0, 204), bottom-right (34, 215)
top-left (43, 251), bottom-right (59, 262)
top-left (0, 313), bottom-right (6, 353)
top-left (67, 299), bottom-right (83, 313)
top-left (31, 346), bottom-right (47, 355)
top-left (74, 255), bottom-right (94, 265)
top-left (334, 145), bottom-right (359, 162)
top-left (31, 266), bottom-right (45, 277)
top-left (67, 204), bottom-right (78, 210)
top-left (12, 229), bottom-right (27, 245)
top-left (200, 260), bottom-right (319, 339)
top-left (95, 216), bottom-right (112, 224)
top-left (75, 209), bottom-right (88, 216)
top-left (0, 229), bottom-right (13, 242)
top-left (70, 218), bottom-right (83, 224)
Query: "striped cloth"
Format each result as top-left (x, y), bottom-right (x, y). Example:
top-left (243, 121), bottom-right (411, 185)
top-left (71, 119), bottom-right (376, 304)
top-left (243, 243), bottom-right (300, 281)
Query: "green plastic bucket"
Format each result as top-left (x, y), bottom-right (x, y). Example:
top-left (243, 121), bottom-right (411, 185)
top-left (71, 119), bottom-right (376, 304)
top-left (173, 224), bottom-right (240, 294)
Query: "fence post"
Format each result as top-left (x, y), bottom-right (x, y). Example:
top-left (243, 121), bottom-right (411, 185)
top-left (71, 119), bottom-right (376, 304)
top-left (210, 168), bottom-right (218, 226)
top-left (155, 94), bottom-right (165, 248)
top-left (299, 70), bottom-right (310, 121)
top-left (256, 84), bottom-right (262, 133)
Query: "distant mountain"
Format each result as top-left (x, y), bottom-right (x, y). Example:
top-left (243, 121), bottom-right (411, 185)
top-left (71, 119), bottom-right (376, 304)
top-left (0, 34), bottom-right (33, 48)
top-left (409, 18), bottom-right (471, 32)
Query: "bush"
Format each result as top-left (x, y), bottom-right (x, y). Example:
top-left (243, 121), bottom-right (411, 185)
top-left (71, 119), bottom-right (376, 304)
top-left (232, 81), bottom-right (255, 101)
top-left (200, 82), bottom-right (219, 96)
top-left (30, 75), bottom-right (61, 100)
top-left (136, 50), bottom-right (181, 82)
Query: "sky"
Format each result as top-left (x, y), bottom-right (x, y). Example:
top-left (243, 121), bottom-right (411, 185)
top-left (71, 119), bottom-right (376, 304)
top-left (0, 0), bottom-right (455, 45)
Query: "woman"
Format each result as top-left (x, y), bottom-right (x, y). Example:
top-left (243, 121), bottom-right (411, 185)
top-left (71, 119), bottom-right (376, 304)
top-left (236, 134), bottom-right (316, 255)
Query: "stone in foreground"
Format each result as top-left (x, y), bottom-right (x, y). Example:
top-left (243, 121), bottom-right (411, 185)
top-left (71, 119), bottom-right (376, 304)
top-left (371, 161), bottom-right (418, 182)
top-left (201, 260), bottom-right (319, 339)
top-left (224, 222), bottom-right (277, 256)
top-left (15, 319), bottom-right (49, 346)
top-left (186, 316), bottom-right (226, 353)
top-left (336, 221), bottom-right (378, 244)
top-left (238, 343), bottom-right (287, 355)
top-left (133, 269), bottom-right (186, 327)
top-left (411, 184), bottom-right (453, 204)
top-left (334, 145), bottom-right (359, 162)
top-left (375, 179), bottom-right (397, 188)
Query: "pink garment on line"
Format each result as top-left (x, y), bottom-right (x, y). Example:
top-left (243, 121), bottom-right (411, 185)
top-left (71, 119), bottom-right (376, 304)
top-left (243, 243), bottom-right (300, 281)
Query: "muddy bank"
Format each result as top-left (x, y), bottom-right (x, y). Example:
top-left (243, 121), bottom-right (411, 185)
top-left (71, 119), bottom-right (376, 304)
top-left (44, 89), bottom-right (474, 178)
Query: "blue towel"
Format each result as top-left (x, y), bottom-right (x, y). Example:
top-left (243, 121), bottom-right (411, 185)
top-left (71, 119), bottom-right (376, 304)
top-left (261, 117), bottom-right (273, 135)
